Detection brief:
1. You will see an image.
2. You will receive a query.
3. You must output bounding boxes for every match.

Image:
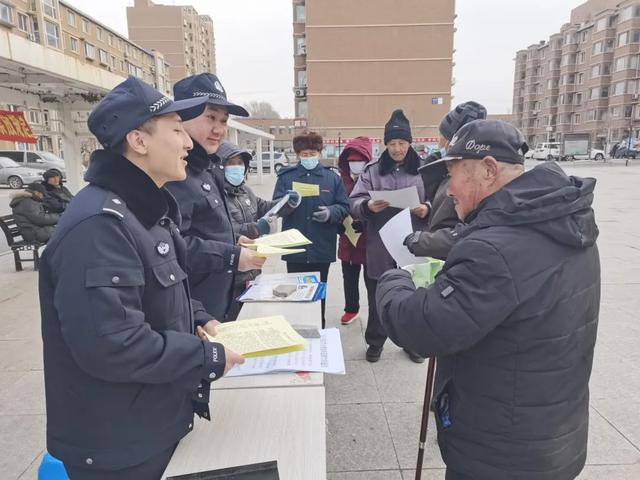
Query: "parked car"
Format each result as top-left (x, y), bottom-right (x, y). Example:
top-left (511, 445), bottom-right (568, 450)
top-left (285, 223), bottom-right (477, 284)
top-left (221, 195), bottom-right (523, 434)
top-left (0, 156), bottom-right (44, 189)
top-left (532, 142), bottom-right (561, 161)
top-left (0, 150), bottom-right (66, 179)
top-left (249, 152), bottom-right (289, 173)
top-left (566, 149), bottom-right (606, 161)
top-left (524, 149), bottom-right (534, 160)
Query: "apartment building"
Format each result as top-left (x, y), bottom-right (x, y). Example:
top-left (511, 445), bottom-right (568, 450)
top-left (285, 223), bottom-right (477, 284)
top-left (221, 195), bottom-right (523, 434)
top-left (513, 0), bottom-right (640, 150)
top-left (127, 0), bottom-right (216, 86)
top-left (292, 0), bottom-right (455, 158)
top-left (0, 0), bottom-right (171, 158)
top-left (241, 118), bottom-right (296, 152)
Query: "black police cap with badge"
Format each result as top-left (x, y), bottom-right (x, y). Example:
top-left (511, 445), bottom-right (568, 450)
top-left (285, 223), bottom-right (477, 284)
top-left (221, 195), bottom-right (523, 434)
top-left (173, 73), bottom-right (250, 117)
top-left (426, 119), bottom-right (530, 167)
top-left (87, 76), bottom-right (208, 149)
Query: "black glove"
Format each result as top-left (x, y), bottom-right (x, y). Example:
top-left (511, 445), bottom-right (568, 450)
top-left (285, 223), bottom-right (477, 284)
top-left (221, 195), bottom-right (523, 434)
top-left (352, 220), bottom-right (364, 233)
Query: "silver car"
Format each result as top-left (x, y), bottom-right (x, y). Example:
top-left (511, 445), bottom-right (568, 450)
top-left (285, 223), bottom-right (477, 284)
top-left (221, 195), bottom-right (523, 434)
top-left (0, 156), bottom-right (43, 189)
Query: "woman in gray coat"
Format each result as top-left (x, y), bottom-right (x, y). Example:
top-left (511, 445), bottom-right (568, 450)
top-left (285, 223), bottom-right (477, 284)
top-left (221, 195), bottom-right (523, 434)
top-left (217, 142), bottom-right (300, 320)
top-left (350, 110), bottom-right (429, 363)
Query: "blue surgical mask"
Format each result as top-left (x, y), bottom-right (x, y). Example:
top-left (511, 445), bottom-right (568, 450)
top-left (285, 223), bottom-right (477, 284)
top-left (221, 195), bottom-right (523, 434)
top-left (224, 165), bottom-right (245, 186)
top-left (300, 156), bottom-right (320, 170)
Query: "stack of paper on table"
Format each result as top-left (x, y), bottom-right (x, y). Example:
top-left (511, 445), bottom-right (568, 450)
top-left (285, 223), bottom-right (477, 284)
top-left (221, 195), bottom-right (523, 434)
top-left (204, 315), bottom-right (306, 358)
top-left (225, 328), bottom-right (346, 377)
top-left (369, 186), bottom-right (421, 209)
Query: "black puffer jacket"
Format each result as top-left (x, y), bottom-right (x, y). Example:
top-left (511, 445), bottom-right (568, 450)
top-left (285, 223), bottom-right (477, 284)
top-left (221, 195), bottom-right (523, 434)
top-left (42, 182), bottom-right (74, 214)
top-left (10, 192), bottom-right (59, 242)
top-left (376, 162), bottom-right (600, 480)
top-left (224, 182), bottom-right (278, 239)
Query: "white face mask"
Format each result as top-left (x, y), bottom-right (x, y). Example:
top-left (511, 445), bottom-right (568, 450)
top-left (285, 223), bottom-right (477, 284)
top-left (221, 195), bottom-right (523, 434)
top-left (349, 161), bottom-right (366, 175)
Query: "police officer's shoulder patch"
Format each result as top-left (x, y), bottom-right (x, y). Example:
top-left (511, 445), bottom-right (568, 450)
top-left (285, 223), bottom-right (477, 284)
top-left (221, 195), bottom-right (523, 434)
top-left (277, 165), bottom-right (297, 176)
top-left (101, 195), bottom-right (126, 220)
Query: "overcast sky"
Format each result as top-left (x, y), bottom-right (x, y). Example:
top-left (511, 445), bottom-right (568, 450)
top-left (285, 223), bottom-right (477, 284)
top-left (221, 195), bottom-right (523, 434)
top-left (66, 0), bottom-right (588, 117)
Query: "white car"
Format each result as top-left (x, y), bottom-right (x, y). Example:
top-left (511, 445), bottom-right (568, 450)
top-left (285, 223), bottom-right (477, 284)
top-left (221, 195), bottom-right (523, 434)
top-left (565, 149), bottom-right (606, 161)
top-left (249, 152), bottom-right (290, 173)
top-left (532, 143), bottom-right (561, 161)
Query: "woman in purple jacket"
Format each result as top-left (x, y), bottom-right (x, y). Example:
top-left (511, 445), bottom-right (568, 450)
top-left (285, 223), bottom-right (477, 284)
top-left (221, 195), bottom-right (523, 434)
top-left (349, 110), bottom-right (429, 363)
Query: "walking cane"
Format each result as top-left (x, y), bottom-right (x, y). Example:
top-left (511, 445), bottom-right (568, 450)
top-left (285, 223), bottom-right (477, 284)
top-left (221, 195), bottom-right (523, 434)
top-left (415, 356), bottom-right (437, 480)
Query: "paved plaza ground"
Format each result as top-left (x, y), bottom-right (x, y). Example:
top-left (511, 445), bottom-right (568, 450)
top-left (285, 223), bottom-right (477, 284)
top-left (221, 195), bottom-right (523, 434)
top-left (0, 160), bottom-right (639, 479)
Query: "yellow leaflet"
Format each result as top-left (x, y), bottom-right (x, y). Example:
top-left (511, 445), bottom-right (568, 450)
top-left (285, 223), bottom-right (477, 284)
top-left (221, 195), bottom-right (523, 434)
top-left (292, 181), bottom-right (320, 197)
top-left (255, 244), bottom-right (306, 258)
top-left (204, 315), bottom-right (306, 358)
top-left (343, 215), bottom-right (361, 247)
top-left (242, 229), bottom-right (312, 249)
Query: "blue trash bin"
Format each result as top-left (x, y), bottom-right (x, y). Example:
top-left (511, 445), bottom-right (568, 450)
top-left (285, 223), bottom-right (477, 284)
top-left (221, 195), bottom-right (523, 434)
top-left (38, 453), bottom-right (69, 480)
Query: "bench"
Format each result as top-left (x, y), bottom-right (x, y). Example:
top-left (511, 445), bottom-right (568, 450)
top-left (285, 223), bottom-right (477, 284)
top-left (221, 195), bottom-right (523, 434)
top-left (0, 214), bottom-right (44, 272)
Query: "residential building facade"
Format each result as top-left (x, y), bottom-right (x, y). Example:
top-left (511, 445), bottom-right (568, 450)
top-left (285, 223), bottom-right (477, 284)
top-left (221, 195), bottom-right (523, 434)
top-left (0, 0), bottom-right (171, 158)
top-left (292, 0), bottom-right (455, 158)
top-left (513, 0), bottom-right (640, 150)
top-left (127, 0), bottom-right (216, 86)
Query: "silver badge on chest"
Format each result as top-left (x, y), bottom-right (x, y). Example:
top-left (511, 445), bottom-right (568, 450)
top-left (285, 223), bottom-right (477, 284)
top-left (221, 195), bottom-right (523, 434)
top-left (202, 183), bottom-right (211, 192)
top-left (156, 241), bottom-right (170, 256)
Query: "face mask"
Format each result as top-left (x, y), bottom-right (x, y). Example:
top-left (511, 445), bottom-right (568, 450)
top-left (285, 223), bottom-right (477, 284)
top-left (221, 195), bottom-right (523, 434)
top-left (349, 161), bottom-right (366, 175)
top-left (224, 165), bottom-right (245, 186)
top-left (300, 156), bottom-right (320, 170)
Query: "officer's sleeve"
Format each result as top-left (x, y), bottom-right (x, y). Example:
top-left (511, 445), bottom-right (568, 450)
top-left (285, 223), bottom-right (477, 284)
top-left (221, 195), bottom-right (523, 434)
top-left (50, 215), bottom-right (226, 388)
top-left (191, 299), bottom-right (214, 328)
top-left (349, 170), bottom-right (374, 221)
top-left (326, 175), bottom-right (349, 225)
top-left (176, 194), bottom-right (241, 275)
top-left (406, 228), bottom-right (456, 261)
top-left (376, 238), bottom-right (520, 357)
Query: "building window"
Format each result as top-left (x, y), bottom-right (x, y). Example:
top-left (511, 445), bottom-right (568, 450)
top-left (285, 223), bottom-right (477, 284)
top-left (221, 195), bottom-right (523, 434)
top-left (296, 37), bottom-right (306, 55)
top-left (615, 56), bottom-right (627, 71)
top-left (85, 42), bottom-right (95, 59)
top-left (614, 81), bottom-right (626, 95)
top-left (595, 17), bottom-right (607, 32)
top-left (297, 70), bottom-right (307, 87)
top-left (591, 64), bottom-right (600, 78)
top-left (294, 5), bottom-right (306, 22)
top-left (108, 34), bottom-right (113, 46)
top-left (67, 10), bottom-right (75, 26)
top-left (99, 49), bottom-right (108, 65)
top-left (44, 20), bottom-right (60, 48)
top-left (593, 41), bottom-right (603, 54)
top-left (81, 18), bottom-right (89, 33)
top-left (628, 80), bottom-right (638, 94)
top-left (69, 36), bottom-right (78, 52)
top-left (590, 87), bottom-right (601, 99)
top-left (110, 55), bottom-right (116, 68)
top-left (605, 38), bottom-right (615, 52)
top-left (17, 12), bottom-right (29, 31)
top-left (577, 51), bottom-right (585, 64)
top-left (0, 2), bottom-right (14, 25)
top-left (297, 101), bottom-right (307, 118)
top-left (119, 60), bottom-right (124, 71)
top-left (618, 31), bottom-right (629, 47)
top-left (96, 27), bottom-right (102, 41)
top-left (577, 72), bottom-right (584, 84)
top-left (42, 0), bottom-right (58, 19)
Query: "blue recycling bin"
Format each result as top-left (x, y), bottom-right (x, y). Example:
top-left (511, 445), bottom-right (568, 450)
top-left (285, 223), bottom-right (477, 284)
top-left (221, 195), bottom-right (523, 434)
top-left (38, 453), bottom-right (69, 480)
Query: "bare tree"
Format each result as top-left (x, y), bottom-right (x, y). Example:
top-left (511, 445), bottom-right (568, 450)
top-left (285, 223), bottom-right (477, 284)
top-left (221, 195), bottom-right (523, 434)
top-left (243, 101), bottom-right (281, 119)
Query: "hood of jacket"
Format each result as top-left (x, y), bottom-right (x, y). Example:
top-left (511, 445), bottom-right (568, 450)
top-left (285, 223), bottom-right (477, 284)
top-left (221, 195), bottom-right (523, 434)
top-left (463, 162), bottom-right (598, 248)
top-left (9, 191), bottom-right (38, 208)
top-left (338, 137), bottom-right (373, 194)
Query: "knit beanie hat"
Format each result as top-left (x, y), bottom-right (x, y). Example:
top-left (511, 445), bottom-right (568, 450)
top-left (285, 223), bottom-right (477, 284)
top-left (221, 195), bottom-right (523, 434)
top-left (384, 109), bottom-right (412, 145)
top-left (439, 101), bottom-right (487, 141)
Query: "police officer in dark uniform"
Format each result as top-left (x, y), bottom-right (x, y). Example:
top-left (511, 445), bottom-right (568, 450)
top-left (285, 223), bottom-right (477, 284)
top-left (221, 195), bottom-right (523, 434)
top-left (39, 76), bottom-right (244, 480)
top-left (167, 73), bottom-right (265, 321)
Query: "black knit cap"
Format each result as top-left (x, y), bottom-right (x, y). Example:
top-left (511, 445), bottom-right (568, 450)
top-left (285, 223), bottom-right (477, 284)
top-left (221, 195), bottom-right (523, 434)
top-left (439, 101), bottom-right (487, 141)
top-left (42, 168), bottom-right (61, 180)
top-left (384, 109), bottom-right (412, 144)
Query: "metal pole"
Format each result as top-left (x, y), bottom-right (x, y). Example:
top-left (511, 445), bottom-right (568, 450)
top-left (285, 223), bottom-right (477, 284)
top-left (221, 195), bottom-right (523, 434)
top-left (415, 357), bottom-right (437, 480)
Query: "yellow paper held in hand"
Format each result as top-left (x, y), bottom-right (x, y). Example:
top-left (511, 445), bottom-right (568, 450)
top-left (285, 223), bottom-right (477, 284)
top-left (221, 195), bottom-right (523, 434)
top-left (204, 315), bottom-right (306, 358)
top-left (242, 229), bottom-right (312, 249)
top-left (292, 181), bottom-right (320, 197)
top-left (343, 215), bottom-right (361, 247)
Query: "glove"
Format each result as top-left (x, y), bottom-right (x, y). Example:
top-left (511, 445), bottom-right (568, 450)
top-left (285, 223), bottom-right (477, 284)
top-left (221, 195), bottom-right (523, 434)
top-left (256, 216), bottom-right (278, 236)
top-left (403, 232), bottom-right (420, 254)
top-left (286, 190), bottom-right (302, 208)
top-left (312, 206), bottom-right (331, 223)
top-left (352, 220), bottom-right (364, 233)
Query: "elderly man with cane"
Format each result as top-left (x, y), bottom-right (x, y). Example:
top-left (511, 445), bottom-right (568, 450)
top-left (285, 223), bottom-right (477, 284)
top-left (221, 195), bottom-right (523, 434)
top-left (376, 119), bottom-right (600, 480)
